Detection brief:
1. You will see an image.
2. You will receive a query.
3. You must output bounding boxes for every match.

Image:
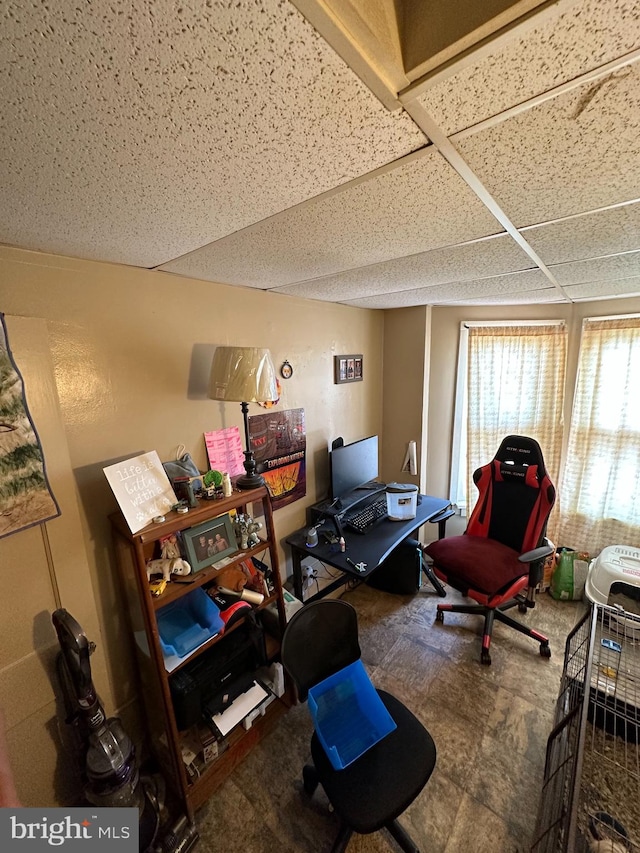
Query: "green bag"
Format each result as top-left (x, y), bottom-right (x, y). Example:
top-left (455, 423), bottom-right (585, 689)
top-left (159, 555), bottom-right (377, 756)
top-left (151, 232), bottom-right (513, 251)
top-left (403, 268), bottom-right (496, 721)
top-left (550, 548), bottom-right (590, 601)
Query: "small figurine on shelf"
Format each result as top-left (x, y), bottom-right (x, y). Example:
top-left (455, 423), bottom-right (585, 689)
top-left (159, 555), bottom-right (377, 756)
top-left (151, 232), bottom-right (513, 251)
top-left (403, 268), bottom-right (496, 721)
top-left (146, 557), bottom-right (192, 582)
top-left (222, 472), bottom-right (232, 497)
top-left (202, 470), bottom-right (224, 500)
top-left (159, 533), bottom-right (182, 560)
top-left (246, 519), bottom-right (263, 547)
top-left (233, 513), bottom-right (248, 549)
top-left (233, 513), bottom-right (263, 549)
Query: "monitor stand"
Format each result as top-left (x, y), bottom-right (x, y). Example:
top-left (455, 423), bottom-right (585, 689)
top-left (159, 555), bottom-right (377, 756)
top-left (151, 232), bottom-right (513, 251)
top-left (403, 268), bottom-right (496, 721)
top-left (338, 481), bottom-right (386, 513)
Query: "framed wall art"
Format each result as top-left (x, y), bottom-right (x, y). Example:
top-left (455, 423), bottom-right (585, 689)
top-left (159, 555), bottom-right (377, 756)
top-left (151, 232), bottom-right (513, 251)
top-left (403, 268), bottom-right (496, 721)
top-left (334, 354), bottom-right (363, 384)
top-left (182, 513), bottom-right (236, 572)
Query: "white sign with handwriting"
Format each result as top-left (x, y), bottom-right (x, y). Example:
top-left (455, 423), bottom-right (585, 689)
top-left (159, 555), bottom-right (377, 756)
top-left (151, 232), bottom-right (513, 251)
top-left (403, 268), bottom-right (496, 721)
top-left (103, 450), bottom-right (177, 533)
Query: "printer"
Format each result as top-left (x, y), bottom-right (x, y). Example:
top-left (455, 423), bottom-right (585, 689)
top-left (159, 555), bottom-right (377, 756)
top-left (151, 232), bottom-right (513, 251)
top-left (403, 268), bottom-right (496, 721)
top-left (169, 616), bottom-right (266, 731)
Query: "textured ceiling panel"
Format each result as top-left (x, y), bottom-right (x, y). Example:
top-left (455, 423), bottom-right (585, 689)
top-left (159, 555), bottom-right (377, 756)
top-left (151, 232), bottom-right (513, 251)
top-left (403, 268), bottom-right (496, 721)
top-left (356, 267), bottom-right (554, 305)
top-left (159, 148), bottom-right (505, 286)
top-left (416, 0), bottom-right (640, 135)
top-left (342, 280), bottom-right (560, 309)
top-left (523, 201), bottom-right (640, 264)
top-left (563, 275), bottom-right (640, 301)
top-left (455, 62), bottom-right (640, 227)
top-left (550, 250), bottom-right (640, 285)
top-left (448, 288), bottom-right (565, 305)
top-left (272, 234), bottom-right (535, 301)
top-left (0, 0), bottom-right (425, 267)
top-left (2, 0), bottom-right (640, 309)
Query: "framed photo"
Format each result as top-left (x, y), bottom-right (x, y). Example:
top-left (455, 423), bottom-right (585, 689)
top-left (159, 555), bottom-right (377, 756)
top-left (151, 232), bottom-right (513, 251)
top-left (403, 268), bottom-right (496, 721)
top-left (182, 513), bottom-right (237, 573)
top-left (334, 354), bottom-right (363, 384)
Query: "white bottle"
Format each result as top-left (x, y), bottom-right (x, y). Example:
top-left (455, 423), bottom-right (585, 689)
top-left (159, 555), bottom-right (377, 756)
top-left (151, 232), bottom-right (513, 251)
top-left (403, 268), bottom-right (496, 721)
top-left (222, 472), bottom-right (232, 497)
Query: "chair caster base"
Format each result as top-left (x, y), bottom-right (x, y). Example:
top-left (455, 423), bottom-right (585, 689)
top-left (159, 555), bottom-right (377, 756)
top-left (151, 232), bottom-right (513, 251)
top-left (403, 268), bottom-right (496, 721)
top-left (435, 609), bottom-right (444, 623)
top-left (480, 649), bottom-right (491, 666)
top-left (540, 643), bottom-right (551, 659)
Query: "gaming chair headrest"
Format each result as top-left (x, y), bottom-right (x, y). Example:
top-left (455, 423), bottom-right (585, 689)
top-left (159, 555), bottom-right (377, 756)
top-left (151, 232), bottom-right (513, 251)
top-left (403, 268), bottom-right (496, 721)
top-left (493, 435), bottom-right (546, 473)
top-left (494, 460), bottom-right (540, 489)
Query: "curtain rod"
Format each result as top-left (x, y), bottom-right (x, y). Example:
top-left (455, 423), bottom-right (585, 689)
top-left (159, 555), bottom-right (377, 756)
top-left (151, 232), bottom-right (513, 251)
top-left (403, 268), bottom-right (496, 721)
top-left (584, 312), bottom-right (640, 322)
top-left (460, 320), bottom-right (565, 329)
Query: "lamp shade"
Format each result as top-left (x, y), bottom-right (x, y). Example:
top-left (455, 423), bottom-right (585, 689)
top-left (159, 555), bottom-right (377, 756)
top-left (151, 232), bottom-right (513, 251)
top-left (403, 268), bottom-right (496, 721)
top-left (209, 347), bottom-right (278, 403)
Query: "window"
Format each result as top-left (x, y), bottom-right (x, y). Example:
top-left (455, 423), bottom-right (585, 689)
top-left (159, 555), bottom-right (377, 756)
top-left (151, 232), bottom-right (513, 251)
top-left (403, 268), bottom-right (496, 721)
top-left (450, 322), bottom-right (567, 520)
top-left (557, 316), bottom-right (640, 554)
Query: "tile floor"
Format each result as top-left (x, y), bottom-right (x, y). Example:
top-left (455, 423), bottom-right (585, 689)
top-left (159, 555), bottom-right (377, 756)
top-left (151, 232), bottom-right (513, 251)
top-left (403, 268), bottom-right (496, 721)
top-left (195, 582), bottom-right (586, 853)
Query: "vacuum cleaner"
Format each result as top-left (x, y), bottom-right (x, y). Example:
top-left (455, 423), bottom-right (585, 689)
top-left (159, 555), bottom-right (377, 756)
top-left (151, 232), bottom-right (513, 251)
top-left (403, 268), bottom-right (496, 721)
top-left (52, 608), bottom-right (163, 850)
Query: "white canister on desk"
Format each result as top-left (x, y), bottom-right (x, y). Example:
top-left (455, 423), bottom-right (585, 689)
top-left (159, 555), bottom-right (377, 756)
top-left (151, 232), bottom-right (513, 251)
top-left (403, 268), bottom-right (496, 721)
top-left (385, 483), bottom-right (418, 520)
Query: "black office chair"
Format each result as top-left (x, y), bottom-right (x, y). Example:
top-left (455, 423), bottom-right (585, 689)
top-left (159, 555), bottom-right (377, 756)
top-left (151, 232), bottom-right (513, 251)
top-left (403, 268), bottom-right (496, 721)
top-left (280, 599), bottom-right (436, 853)
top-left (424, 435), bottom-right (555, 665)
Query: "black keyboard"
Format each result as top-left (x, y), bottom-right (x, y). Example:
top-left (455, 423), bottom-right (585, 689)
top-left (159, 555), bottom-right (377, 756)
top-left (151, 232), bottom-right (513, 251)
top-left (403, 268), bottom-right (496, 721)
top-left (344, 497), bottom-right (388, 534)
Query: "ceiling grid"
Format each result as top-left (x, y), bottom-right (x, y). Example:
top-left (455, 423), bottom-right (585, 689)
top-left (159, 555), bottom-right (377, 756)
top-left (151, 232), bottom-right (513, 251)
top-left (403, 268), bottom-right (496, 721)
top-left (1, 0), bottom-right (640, 307)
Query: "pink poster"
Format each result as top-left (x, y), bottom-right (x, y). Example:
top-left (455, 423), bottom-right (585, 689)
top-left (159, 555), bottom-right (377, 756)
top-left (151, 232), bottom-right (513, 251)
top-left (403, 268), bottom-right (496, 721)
top-left (204, 426), bottom-right (245, 477)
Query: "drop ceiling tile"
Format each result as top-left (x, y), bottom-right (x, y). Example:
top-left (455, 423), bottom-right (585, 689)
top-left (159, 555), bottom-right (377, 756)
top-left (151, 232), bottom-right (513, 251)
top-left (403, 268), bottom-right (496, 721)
top-left (352, 268), bottom-right (553, 306)
top-left (0, 0), bottom-right (425, 268)
top-left (159, 148), bottom-right (505, 285)
top-left (523, 201), bottom-right (640, 264)
top-left (342, 283), bottom-right (562, 310)
top-left (456, 62), bottom-right (640, 226)
top-left (272, 234), bottom-right (534, 301)
top-left (550, 250), bottom-right (640, 285)
top-left (417, 0), bottom-right (640, 135)
top-left (449, 288), bottom-right (566, 305)
top-left (563, 275), bottom-right (640, 300)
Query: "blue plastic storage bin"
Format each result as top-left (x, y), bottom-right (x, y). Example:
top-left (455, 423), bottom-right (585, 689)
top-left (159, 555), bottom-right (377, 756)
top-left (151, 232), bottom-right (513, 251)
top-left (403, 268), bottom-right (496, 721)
top-left (308, 659), bottom-right (397, 770)
top-left (157, 588), bottom-right (223, 659)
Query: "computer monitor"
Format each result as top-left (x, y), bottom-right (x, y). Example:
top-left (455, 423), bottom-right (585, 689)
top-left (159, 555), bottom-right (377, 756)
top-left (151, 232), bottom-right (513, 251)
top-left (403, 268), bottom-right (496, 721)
top-left (329, 435), bottom-right (379, 504)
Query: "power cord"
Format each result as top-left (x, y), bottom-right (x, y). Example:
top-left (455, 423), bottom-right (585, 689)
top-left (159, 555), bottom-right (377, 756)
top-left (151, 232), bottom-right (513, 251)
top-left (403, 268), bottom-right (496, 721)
top-left (302, 559), bottom-right (362, 597)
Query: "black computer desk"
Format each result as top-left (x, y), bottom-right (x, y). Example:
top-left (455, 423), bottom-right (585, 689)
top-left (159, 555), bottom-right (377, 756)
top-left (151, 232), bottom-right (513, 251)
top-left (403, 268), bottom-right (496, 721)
top-left (286, 495), bottom-right (452, 603)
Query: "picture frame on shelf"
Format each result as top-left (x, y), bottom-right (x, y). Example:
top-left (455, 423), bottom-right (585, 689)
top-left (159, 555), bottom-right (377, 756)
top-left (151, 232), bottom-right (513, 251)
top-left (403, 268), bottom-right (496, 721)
top-left (334, 354), bottom-right (363, 384)
top-left (182, 514), bottom-right (236, 573)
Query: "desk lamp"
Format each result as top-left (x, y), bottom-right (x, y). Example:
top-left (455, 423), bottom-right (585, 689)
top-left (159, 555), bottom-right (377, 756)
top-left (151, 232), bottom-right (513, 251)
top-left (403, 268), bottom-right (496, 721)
top-left (209, 346), bottom-right (278, 490)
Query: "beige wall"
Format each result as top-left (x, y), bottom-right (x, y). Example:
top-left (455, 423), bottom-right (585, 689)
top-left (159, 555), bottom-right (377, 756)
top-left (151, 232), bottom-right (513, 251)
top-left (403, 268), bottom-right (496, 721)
top-left (380, 305), bottom-right (430, 488)
top-left (0, 315), bottom-right (109, 807)
top-left (0, 244), bottom-right (384, 805)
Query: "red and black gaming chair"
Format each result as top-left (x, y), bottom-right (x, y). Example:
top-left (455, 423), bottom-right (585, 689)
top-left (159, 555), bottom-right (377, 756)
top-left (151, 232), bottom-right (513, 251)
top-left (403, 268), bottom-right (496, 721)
top-left (424, 435), bottom-right (555, 665)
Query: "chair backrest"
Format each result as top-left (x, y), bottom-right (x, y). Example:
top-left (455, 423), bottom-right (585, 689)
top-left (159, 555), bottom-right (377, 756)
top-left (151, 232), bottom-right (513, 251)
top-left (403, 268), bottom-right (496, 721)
top-left (280, 599), bottom-right (361, 701)
top-left (466, 435), bottom-right (555, 553)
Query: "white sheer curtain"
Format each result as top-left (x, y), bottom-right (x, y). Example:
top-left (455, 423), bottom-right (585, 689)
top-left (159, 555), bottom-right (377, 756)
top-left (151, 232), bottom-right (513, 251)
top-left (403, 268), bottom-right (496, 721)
top-left (557, 316), bottom-right (640, 554)
top-left (466, 324), bottom-right (567, 528)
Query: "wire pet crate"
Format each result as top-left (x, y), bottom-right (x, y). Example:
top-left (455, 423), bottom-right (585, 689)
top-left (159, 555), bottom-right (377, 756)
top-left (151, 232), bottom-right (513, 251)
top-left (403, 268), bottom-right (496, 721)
top-left (532, 601), bottom-right (640, 852)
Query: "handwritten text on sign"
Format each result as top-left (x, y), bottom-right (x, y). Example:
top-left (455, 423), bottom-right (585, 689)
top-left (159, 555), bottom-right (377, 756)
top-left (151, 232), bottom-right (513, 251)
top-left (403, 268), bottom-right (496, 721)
top-left (103, 451), bottom-right (177, 533)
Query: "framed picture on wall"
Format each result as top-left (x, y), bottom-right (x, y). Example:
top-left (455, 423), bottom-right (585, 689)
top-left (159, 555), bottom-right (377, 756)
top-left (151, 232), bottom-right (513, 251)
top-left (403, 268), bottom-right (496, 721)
top-left (334, 354), bottom-right (363, 384)
top-left (182, 513), bottom-right (236, 572)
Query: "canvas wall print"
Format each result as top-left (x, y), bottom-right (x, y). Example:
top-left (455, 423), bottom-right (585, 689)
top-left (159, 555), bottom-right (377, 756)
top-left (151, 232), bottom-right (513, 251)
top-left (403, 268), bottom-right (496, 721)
top-left (0, 314), bottom-right (60, 539)
top-left (248, 408), bottom-right (306, 509)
